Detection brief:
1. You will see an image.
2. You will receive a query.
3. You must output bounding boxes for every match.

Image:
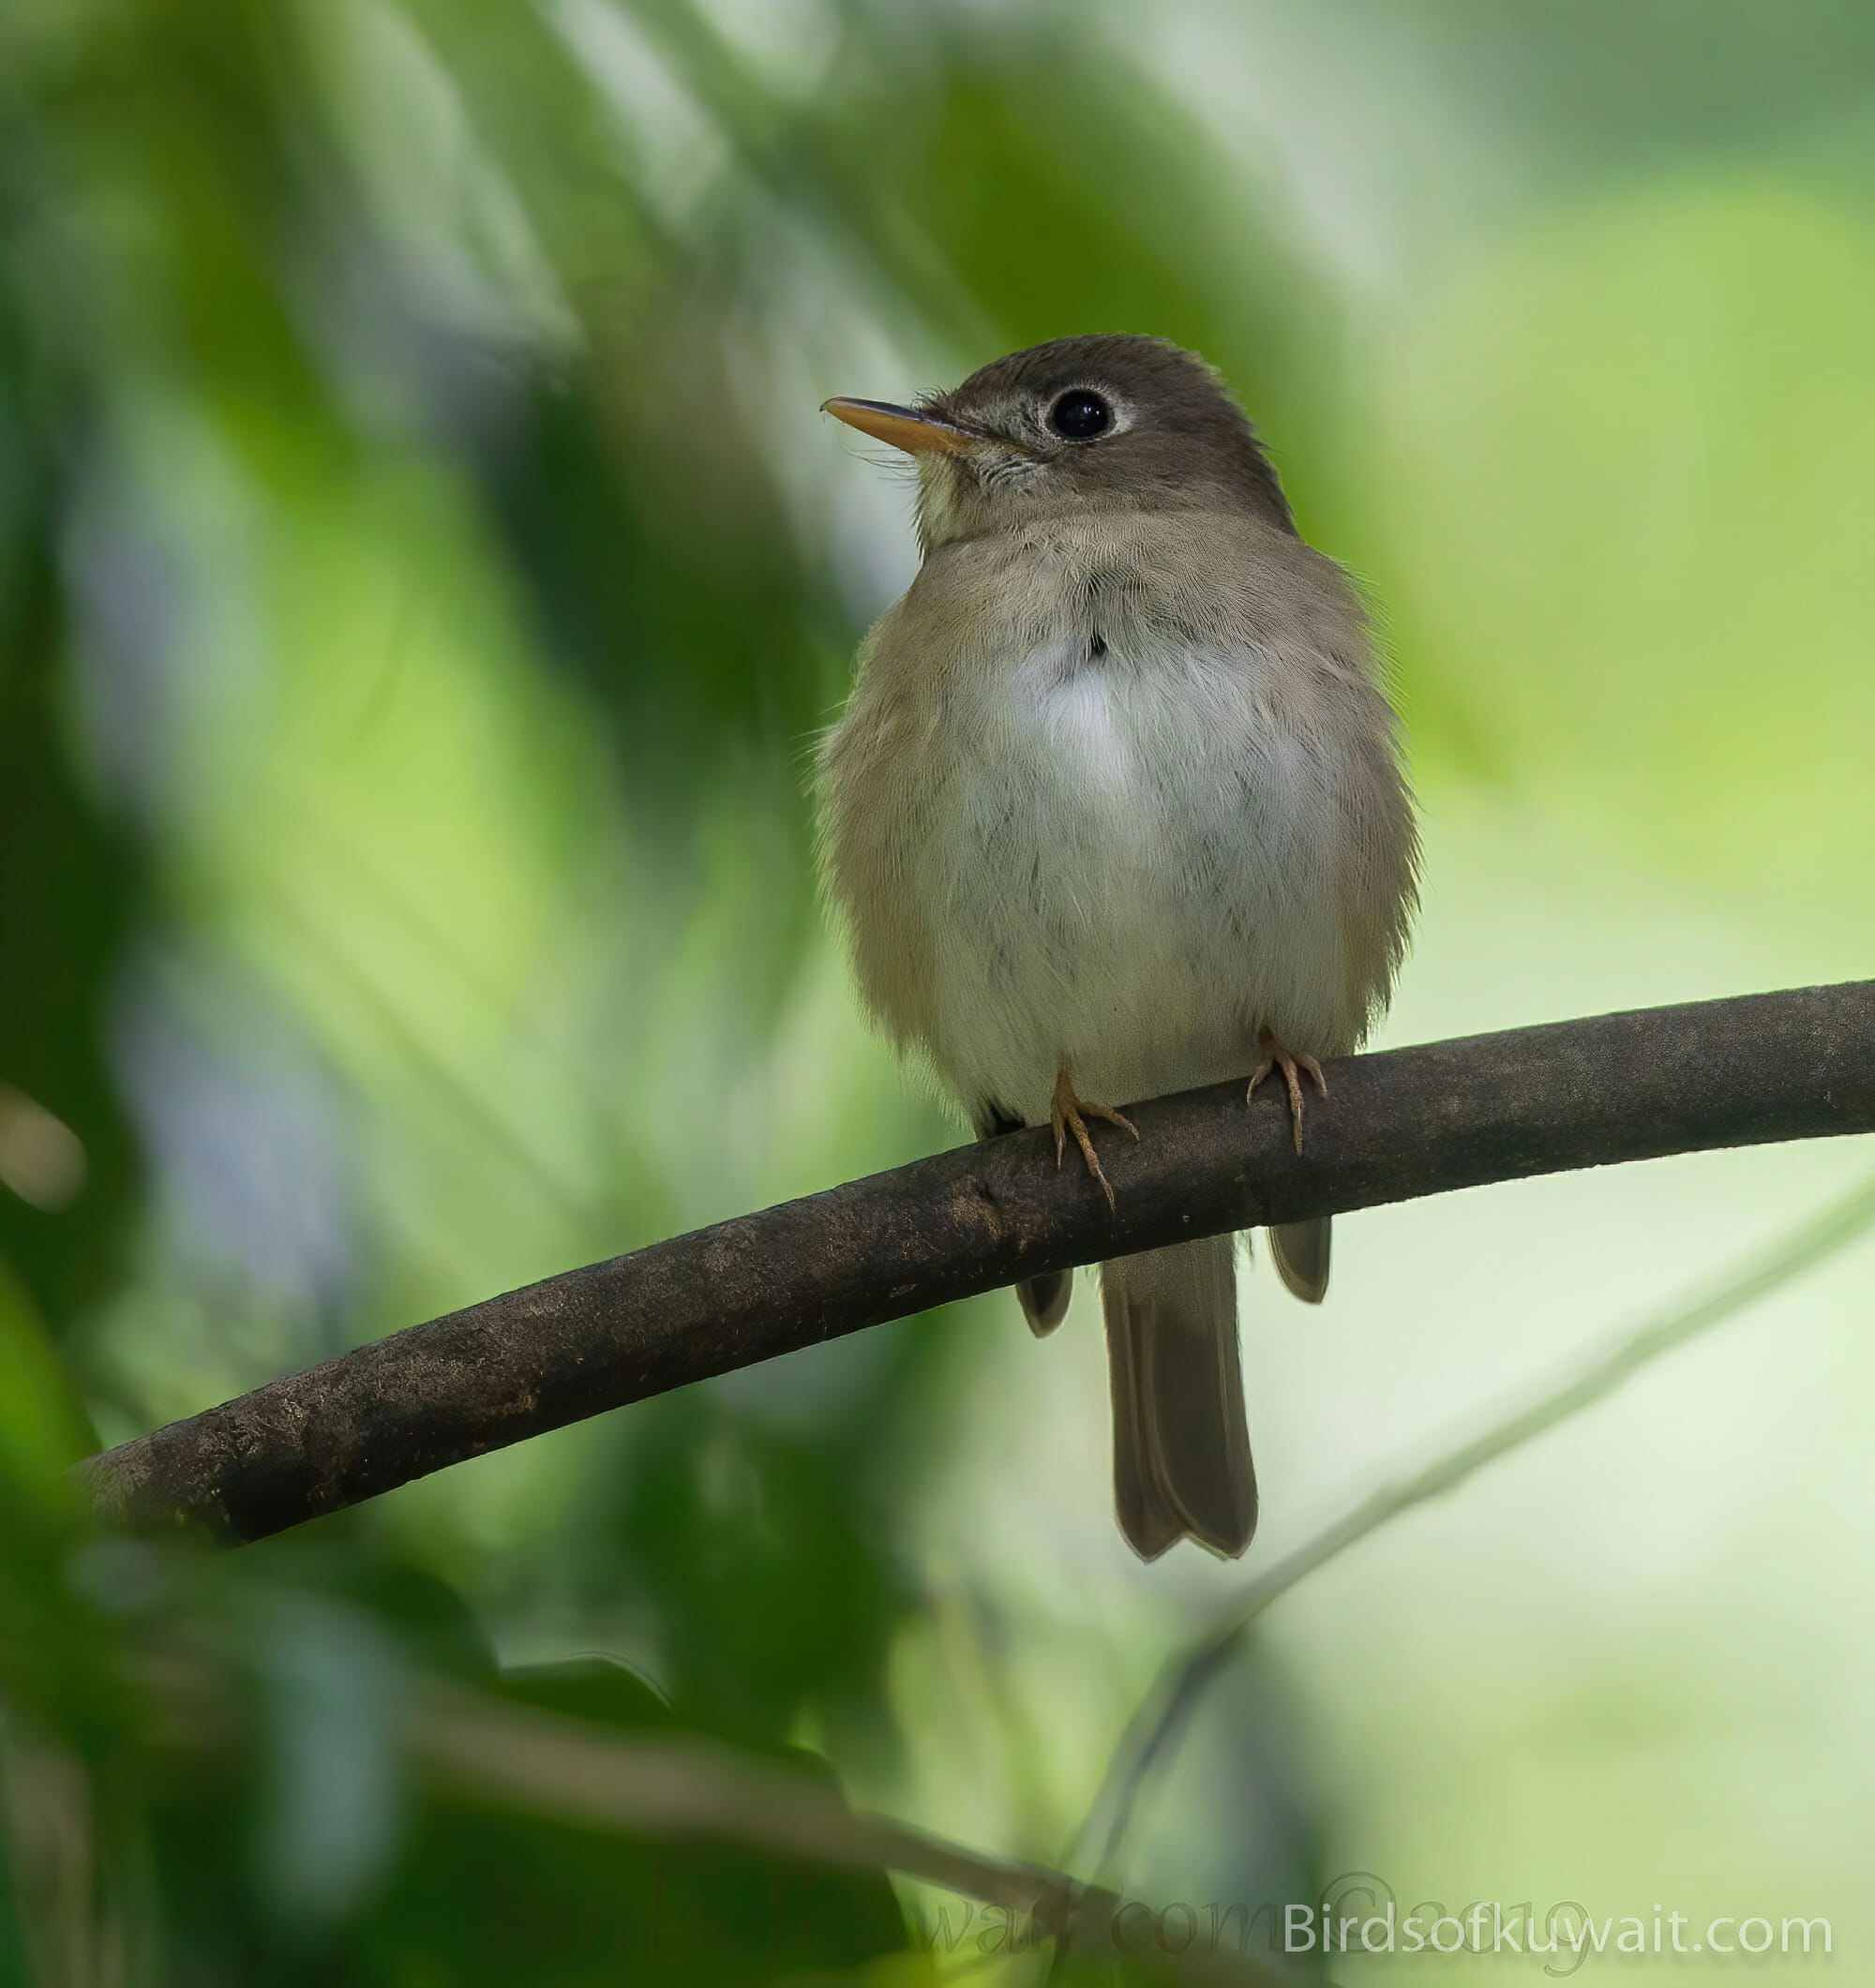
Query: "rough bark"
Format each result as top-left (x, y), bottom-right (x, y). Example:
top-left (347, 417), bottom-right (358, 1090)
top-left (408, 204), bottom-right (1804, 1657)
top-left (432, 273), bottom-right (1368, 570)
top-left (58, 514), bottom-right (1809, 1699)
top-left (82, 981), bottom-right (1875, 1543)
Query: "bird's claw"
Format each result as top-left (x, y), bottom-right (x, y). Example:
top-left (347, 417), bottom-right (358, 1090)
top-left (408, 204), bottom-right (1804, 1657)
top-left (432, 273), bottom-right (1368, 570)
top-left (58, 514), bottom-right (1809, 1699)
top-left (1050, 1068), bottom-right (1137, 1211)
top-left (1247, 1030), bottom-right (1327, 1154)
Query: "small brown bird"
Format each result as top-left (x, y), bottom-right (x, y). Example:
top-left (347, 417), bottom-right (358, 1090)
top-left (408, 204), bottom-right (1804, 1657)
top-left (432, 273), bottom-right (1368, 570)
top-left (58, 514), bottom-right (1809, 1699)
top-left (817, 336), bottom-right (1417, 1559)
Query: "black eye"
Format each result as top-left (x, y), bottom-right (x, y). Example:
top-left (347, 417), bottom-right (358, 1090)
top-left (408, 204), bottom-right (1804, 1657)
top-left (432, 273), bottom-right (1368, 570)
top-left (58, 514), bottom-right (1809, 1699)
top-left (1046, 389), bottom-right (1112, 440)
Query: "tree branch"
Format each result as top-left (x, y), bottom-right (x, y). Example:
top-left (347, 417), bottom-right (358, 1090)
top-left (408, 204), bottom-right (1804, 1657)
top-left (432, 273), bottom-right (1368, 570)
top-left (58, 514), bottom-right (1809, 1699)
top-left (82, 980), bottom-right (1875, 1543)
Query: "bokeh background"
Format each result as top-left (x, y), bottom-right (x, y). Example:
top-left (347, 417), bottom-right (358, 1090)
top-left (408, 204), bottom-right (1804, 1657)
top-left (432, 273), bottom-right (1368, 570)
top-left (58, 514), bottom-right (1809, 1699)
top-left (5, 0), bottom-right (1874, 1981)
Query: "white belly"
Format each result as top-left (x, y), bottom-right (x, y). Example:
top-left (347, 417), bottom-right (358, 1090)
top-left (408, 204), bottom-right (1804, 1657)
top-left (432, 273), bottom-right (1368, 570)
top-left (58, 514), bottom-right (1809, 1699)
top-left (915, 635), bottom-right (1353, 1124)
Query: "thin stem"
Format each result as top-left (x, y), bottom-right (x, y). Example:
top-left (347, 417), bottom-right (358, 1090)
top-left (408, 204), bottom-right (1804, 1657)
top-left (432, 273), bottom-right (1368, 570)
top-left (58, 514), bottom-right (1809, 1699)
top-left (413, 1685), bottom-right (1291, 1987)
top-left (1074, 1168), bottom-right (1875, 1882)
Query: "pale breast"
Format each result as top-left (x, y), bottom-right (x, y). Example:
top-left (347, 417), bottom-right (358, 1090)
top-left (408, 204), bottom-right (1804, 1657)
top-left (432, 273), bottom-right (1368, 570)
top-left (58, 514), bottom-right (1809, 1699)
top-left (918, 635), bottom-right (1363, 1119)
top-left (820, 510), bottom-right (1412, 1128)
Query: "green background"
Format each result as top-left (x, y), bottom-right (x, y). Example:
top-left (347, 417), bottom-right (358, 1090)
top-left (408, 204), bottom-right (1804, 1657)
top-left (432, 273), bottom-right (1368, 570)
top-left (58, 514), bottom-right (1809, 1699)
top-left (3, 0), bottom-right (1872, 1980)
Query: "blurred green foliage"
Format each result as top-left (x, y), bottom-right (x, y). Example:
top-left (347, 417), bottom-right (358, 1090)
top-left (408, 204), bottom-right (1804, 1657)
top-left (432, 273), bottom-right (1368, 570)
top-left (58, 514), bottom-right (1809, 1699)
top-left (4, 0), bottom-right (1874, 1981)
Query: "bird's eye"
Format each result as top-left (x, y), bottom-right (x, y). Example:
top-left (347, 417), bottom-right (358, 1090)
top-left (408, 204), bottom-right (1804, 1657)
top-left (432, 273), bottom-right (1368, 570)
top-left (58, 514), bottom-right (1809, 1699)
top-left (1046, 389), bottom-right (1113, 440)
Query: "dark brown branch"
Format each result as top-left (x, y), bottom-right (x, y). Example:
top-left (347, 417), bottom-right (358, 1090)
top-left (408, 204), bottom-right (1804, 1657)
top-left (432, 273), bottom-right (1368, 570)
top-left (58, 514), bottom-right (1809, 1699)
top-left (83, 980), bottom-right (1875, 1543)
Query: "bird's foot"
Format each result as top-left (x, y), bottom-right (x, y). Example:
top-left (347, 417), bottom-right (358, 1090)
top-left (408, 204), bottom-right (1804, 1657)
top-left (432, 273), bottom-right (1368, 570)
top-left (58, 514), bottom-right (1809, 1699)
top-left (1050, 1066), bottom-right (1137, 1211)
top-left (1247, 1030), bottom-right (1327, 1155)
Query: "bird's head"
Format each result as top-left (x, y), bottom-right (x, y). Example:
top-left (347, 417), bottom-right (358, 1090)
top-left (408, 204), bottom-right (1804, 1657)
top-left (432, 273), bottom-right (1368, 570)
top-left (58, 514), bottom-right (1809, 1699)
top-left (823, 334), bottom-right (1294, 551)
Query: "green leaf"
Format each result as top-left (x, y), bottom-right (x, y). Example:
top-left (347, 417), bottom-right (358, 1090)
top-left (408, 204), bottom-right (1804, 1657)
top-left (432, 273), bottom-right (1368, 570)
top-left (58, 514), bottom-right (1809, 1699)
top-left (356, 1658), bottom-right (908, 1986)
top-left (0, 1251), bottom-right (96, 1486)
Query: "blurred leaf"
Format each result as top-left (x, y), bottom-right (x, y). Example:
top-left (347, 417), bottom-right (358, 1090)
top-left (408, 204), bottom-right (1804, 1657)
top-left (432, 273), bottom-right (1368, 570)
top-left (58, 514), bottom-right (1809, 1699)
top-left (0, 1255), bottom-right (98, 1482)
top-left (0, 299), bottom-right (145, 1332)
top-left (134, 1548), bottom-right (488, 1983)
top-left (249, 1591), bottom-right (411, 1923)
top-left (0, 1261), bottom-right (127, 1754)
top-left (137, 1588), bottom-right (909, 1984)
top-left (1359, 0), bottom-right (1875, 171)
top-left (867, 33), bottom-right (1336, 451)
top-left (365, 1658), bottom-right (908, 1986)
top-left (578, 1395), bottom-right (916, 1755)
top-left (1367, 172), bottom-right (1875, 919)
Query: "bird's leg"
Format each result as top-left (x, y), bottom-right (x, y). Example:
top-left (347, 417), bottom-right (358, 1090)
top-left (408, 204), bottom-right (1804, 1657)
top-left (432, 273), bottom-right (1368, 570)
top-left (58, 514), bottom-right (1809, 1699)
top-left (1050, 1066), bottom-right (1138, 1211)
top-left (1246, 1028), bottom-right (1327, 1155)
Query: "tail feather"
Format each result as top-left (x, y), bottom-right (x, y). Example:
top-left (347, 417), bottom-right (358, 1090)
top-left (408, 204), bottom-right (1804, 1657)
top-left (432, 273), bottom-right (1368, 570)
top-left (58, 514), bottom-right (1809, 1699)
top-left (1105, 1303), bottom-right (1187, 1561)
top-left (1101, 1236), bottom-right (1256, 1560)
top-left (1016, 1268), bottom-right (1073, 1335)
top-left (973, 1103), bottom-right (1076, 1336)
top-left (1268, 1217), bottom-right (1331, 1305)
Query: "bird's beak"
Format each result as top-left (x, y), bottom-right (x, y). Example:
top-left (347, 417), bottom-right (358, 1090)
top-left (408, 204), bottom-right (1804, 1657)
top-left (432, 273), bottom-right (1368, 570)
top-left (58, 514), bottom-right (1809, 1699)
top-left (820, 397), bottom-right (980, 456)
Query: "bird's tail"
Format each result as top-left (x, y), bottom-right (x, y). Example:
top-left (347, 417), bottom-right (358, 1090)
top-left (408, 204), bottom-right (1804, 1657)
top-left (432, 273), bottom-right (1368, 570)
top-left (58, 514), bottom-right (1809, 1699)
top-left (1016, 1268), bottom-right (1072, 1335)
top-left (1268, 1217), bottom-right (1331, 1305)
top-left (1101, 1235), bottom-right (1256, 1560)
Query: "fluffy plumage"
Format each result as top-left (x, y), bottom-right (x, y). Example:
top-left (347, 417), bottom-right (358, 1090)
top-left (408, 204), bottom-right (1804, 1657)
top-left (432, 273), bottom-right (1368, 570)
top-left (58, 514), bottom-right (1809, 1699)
top-left (818, 336), bottom-right (1417, 1558)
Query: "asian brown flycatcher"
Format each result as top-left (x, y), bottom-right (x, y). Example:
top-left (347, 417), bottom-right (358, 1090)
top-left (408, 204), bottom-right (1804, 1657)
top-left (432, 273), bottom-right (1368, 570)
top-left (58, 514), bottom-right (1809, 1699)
top-left (817, 336), bottom-right (1418, 1558)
